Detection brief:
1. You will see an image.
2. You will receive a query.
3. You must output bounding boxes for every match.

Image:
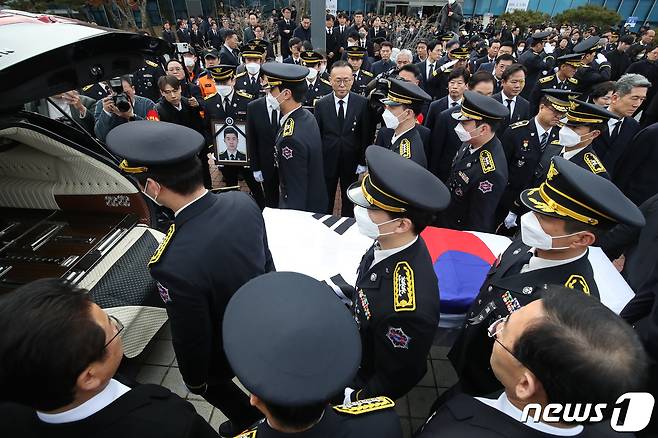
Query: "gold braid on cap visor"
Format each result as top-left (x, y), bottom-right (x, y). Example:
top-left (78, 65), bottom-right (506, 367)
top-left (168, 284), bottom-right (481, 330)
top-left (537, 181), bottom-right (615, 225)
top-left (119, 160), bottom-right (148, 174)
top-left (361, 174), bottom-right (407, 212)
top-left (386, 90), bottom-right (414, 105)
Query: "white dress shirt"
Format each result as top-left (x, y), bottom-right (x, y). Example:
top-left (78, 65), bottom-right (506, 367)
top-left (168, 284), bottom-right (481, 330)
top-left (475, 392), bottom-right (584, 436)
top-left (447, 96), bottom-right (462, 109)
top-left (501, 90), bottom-right (517, 117)
top-left (280, 105), bottom-right (302, 126)
top-left (175, 189), bottom-right (209, 217)
top-left (534, 116), bottom-right (548, 139)
top-left (371, 236), bottom-right (418, 269)
top-left (334, 92), bottom-right (350, 116)
top-left (390, 125), bottom-right (415, 146)
top-left (37, 379), bottom-right (131, 424)
top-left (518, 247), bottom-right (588, 274)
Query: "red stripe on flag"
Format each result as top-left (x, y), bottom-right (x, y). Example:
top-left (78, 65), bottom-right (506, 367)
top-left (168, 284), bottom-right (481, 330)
top-left (420, 227), bottom-right (497, 265)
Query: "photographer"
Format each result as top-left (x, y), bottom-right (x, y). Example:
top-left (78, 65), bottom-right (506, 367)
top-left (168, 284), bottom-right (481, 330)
top-left (94, 75), bottom-right (156, 142)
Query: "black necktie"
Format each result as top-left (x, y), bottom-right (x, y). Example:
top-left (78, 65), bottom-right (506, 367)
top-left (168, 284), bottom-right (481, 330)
top-left (251, 76), bottom-right (257, 87)
top-left (540, 132), bottom-right (549, 151)
top-left (505, 99), bottom-right (513, 113)
top-left (271, 108), bottom-right (279, 130)
top-left (338, 99), bottom-right (345, 127)
top-left (428, 63), bottom-right (435, 77)
top-left (224, 97), bottom-right (230, 111)
top-left (450, 101), bottom-right (458, 107)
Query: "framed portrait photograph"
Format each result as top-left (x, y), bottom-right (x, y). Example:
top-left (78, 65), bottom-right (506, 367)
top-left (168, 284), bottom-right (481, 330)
top-left (212, 117), bottom-right (249, 166)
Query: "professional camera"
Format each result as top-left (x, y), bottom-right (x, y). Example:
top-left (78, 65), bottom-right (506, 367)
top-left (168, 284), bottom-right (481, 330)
top-left (108, 77), bottom-right (131, 113)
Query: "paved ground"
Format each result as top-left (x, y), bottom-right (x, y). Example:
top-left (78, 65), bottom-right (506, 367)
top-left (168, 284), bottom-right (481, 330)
top-left (121, 322), bottom-right (460, 438)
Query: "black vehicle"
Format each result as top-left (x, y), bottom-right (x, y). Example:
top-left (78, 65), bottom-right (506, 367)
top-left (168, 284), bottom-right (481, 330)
top-left (0, 10), bottom-right (172, 357)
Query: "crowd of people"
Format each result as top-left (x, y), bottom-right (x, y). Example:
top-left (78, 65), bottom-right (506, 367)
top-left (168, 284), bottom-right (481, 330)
top-left (2, 4), bottom-right (658, 438)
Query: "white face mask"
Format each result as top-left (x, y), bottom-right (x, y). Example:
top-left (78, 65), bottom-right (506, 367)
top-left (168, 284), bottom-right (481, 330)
top-left (520, 212), bottom-right (581, 250)
top-left (382, 108), bottom-right (407, 129)
top-left (184, 57), bottom-right (195, 67)
top-left (306, 67), bottom-right (319, 80)
top-left (558, 125), bottom-right (584, 147)
top-left (454, 122), bottom-right (482, 142)
top-left (142, 180), bottom-right (162, 206)
top-left (353, 205), bottom-right (400, 239)
top-left (245, 63), bottom-right (261, 75)
top-left (320, 63), bottom-right (327, 74)
top-left (266, 92), bottom-right (281, 111)
top-left (347, 41), bottom-right (357, 47)
top-left (217, 85), bottom-right (232, 97)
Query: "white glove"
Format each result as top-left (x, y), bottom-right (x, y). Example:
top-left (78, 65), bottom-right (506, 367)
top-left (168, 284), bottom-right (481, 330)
top-left (253, 171), bottom-right (264, 183)
top-left (440, 59), bottom-right (459, 72)
top-left (543, 43), bottom-right (554, 54)
top-left (356, 164), bottom-right (368, 174)
top-left (343, 387), bottom-right (355, 405)
top-left (596, 53), bottom-right (608, 64)
top-left (504, 211), bottom-right (518, 229)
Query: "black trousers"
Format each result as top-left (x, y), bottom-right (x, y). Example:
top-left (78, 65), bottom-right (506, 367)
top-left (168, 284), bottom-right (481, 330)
top-left (326, 160), bottom-right (358, 217)
top-left (203, 380), bottom-right (262, 429)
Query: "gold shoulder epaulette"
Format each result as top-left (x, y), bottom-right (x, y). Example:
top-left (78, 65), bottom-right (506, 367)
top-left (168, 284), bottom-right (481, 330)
top-left (235, 71), bottom-right (247, 78)
top-left (145, 60), bottom-right (159, 68)
top-left (362, 70), bottom-right (373, 77)
top-left (393, 261), bottom-right (415, 311)
top-left (479, 149), bottom-right (496, 173)
top-left (236, 90), bottom-right (254, 99)
top-left (204, 92), bottom-right (218, 100)
top-left (550, 139), bottom-right (560, 145)
top-left (510, 120), bottom-right (530, 129)
top-left (233, 428), bottom-right (257, 438)
top-left (539, 75), bottom-right (555, 84)
top-left (149, 224), bottom-right (175, 266)
top-left (333, 396), bottom-right (395, 415)
top-left (82, 84), bottom-right (94, 91)
top-left (568, 77), bottom-right (578, 84)
top-left (320, 77), bottom-right (331, 86)
top-left (283, 117), bottom-right (294, 137)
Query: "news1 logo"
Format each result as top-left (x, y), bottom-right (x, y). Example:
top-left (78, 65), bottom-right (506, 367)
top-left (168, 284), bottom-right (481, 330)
top-left (521, 393), bottom-right (655, 432)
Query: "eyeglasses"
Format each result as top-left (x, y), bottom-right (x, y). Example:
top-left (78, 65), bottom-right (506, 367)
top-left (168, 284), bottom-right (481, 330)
top-left (104, 315), bottom-right (124, 349)
top-left (487, 315), bottom-right (520, 359)
top-left (332, 78), bottom-right (353, 85)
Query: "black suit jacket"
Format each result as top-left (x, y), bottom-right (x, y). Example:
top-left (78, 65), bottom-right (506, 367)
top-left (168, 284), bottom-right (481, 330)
top-left (333, 25), bottom-right (349, 50)
top-left (0, 385), bottom-right (219, 438)
top-left (283, 56), bottom-right (302, 65)
top-left (417, 392), bottom-right (625, 437)
top-left (613, 123), bottom-right (658, 206)
top-left (206, 29), bottom-right (222, 49)
top-left (492, 92), bottom-right (529, 136)
top-left (219, 45), bottom-right (239, 66)
top-left (314, 92), bottom-right (370, 179)
top-left (218, 150), bottom-right (247, 161)
top-left (325, 28), bottom-right (340, 59)
top-left (592, 117), bottom-right (640, 174)
top-left (370, 59), bottom-right (394, 76)
top-left (162, 29), bottom-right (176, 44)
top-left (416, 60), bottom-right (443, 99)
top-left (246, 97), bottom-right (278, 180)
top-left (425, 104), bottom-right (462, 182)
top-left (154, 99), bottom-right (205, 138)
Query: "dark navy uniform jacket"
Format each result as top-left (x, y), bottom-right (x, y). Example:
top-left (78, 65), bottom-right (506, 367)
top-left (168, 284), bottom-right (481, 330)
top-left (149, 192), bottom-right (275, 388)
top-left (375, 126), bottom-right (428, 168)
top-left (303, 77), bottom-right (333, 107)
top-left (275, 106), bottom-right (328, 213)
top-left (235, 403), bottom-right (402, 437)
top-left (350, 238), bottom-right (439, 401)
top-left (518, 49), bottom-right (555, 100)
top-left (448, 239), bottom-right (598, 396)
top-left (437, 136), bottom-right (509, 232)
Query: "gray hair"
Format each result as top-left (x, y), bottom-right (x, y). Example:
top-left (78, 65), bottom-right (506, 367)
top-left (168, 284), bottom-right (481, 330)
top-left (615, 73), bottom-right (652, 97)
top-left (397, 49), bottom-right (413, 62)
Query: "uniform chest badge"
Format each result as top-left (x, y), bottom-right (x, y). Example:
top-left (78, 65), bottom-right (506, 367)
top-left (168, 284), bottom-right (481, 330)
top-left (358, 289), bottom-right (372, 320)
top-left (386, 326), bottom-right (411, 349)
top-left (455, 187), bottom-right (463, 197)
top-left (522, 140), bottom-right (529, 150)
top-left (282, 146), bottom-right (294, 160)
top-left (458, 171), bottom-right (469, 183)
top-left (583, 152), bottom-right (606, 174)
top-left (478, 180), bottom-right (493, 193)
top-left (157, 282), bottom-right (172, 303)
top-left (501, 291), bottom-right (521, 313)
top-left (393, 261), bottom-right (416, 312)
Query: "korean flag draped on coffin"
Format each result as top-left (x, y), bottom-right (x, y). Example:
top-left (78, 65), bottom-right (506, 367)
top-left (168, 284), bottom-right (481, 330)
top-left (262, 209), bottom-right (634, 328)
